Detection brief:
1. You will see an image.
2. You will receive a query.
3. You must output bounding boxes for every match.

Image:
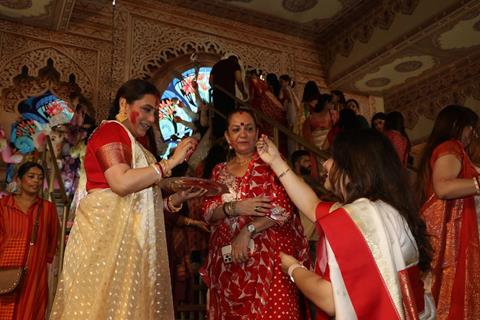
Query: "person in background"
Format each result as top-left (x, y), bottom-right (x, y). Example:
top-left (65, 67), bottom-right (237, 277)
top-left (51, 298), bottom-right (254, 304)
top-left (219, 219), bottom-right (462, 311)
top-left (210, 55), bottom-right (247, 139)
top-left (371, 112), bottom-right (386, 132)
top-left (201, 108), bottom-right (309, 319)
top-left (416, 105), bottom-right (480, 320)
top-left (50, 79), bottom-right (199, 319)
top-left (324, 108), bottom-right (362, 150)
top-left (278, 75), bottom-right (301, 132)
top-left (345, 99), bottom-right (369, 129)
top-left (265, 73), bottom-right (281, 99)
top-left (293, 81), bottom-right (320, 138)
top-left (247, 70), bottom-right (287, 153)
top-left (0, 162), bottom-right (59, 320)
top-left (330, 90), bottom-right (346, 112)
top-left (303, 94), bottom-right (338, 151)
top-left (257, 130), bottom-right (435, 319)
top-left (384, 111), bottom-right (410, 167)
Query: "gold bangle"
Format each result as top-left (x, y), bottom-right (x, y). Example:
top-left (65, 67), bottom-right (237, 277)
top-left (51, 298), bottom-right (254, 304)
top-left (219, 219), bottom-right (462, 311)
top-left (278, 168), bottom-right (291, 179)
top-left (167, 195), bottom-right (183, 212)
top-left (159, 159), bottom-right (172, 178)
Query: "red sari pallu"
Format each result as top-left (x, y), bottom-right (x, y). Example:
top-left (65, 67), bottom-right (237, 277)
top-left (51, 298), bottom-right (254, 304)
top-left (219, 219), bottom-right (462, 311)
top-left (314, 200), bottom-right (435, 320)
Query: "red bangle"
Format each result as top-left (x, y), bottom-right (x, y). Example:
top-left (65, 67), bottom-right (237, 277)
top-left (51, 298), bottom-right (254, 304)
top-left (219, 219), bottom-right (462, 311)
top-left (156, 162), bottom-right (164, 177)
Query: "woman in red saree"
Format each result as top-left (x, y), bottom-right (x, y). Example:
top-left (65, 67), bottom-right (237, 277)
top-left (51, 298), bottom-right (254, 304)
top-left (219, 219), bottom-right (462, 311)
top-left (248, 72), bottom-right (287, 138)
top-left (257, 129), bottom-right (435, 319)
top-left (0, 162), bottom-right (59, 320)
top-left (416, 105), bottom-right (480, 320)
top-left (200, 108), bottom-right (309, 319)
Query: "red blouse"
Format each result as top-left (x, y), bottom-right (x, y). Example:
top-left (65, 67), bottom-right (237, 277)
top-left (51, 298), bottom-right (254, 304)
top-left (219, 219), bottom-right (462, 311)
top-left (84, 122), bottom-right (132, 191)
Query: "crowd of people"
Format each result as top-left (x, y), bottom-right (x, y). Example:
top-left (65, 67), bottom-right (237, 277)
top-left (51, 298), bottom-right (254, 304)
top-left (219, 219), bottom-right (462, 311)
top-left (0, 53), bottom-right (479, 320)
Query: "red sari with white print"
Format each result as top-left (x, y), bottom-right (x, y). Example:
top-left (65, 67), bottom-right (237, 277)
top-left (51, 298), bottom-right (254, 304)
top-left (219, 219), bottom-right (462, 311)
top-left (200, 154), bottom-right (310, 320)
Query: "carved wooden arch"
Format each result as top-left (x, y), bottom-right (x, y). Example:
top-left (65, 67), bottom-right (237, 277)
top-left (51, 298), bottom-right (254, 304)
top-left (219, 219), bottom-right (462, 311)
top-left (149, 52), bottom-right (221, 94)
top-left (0, 47), bottom-right (94, 112)
top-left (133, 39), bottom-right (226, 82)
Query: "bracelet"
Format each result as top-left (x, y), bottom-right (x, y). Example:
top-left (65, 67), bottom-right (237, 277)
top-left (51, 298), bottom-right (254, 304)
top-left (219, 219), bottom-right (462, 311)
top-left (151, 163), bottom-right (162, 181)
top-left (222, 203), bottom-right (230, 216)
top-left (287, 263), bottom-right (307, 283)
top-left (278, 168), bottom-right (291, 179)
top-left (223, 201), bottom-right (237, 217)
top-left (167, 195), bottom-right (183, 212)
top-left (473, 176), bottom-right (480, 195)
top-left (158, 159), bottom-right (172, 178)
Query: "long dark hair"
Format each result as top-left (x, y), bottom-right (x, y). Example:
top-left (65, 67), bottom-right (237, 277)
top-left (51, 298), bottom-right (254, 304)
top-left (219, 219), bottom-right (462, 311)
top-left (385, 112), bottom-right (409, 139)
top-left (385, 111), bottom-right (411, 153)
top-left (416, 105), bottom-right (478, 203)
top-left (329, 129), bottom-right (431, 272)
top-left (302, 81), bottom-right (320, 103)
top-left (266, 73), bottom-right (280, 98)
top-left (313, 94), bottom-right (332, 113)
top-left (107, 79), bottom-right (160, 120)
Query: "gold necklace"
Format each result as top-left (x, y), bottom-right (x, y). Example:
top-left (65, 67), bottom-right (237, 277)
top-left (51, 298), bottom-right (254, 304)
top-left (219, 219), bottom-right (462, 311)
top-left (234, 157), bottom-right (251, 166)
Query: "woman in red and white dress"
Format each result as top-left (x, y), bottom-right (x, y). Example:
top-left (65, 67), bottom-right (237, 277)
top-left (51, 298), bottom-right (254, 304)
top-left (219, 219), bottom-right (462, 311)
top-left (257, 129), bottom-right (435, 320)
top-left (201, 108), bottom-right (309, 320)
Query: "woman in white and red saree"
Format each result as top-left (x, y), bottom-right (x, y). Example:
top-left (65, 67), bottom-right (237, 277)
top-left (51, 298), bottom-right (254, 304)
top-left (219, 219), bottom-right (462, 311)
top-left (257, 129), bottom-right (436, 320)
top-left (200, 108), bottom-right (310, 320)
top-left (50, 79), bottom-right (199, 320)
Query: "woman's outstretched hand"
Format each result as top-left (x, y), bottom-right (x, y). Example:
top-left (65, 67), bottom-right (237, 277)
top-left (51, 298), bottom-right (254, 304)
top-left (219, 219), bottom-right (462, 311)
top-left (175, 187), bottom-right (207, 203)
top-left (256, 134), bottom-right (280, 166)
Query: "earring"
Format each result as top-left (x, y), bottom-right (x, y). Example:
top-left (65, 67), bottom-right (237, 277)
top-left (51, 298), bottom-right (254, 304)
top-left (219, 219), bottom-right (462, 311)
top-left (228, 145), bottom-right (233, 150)
top-left (115, 106), bottom-right (128, 122)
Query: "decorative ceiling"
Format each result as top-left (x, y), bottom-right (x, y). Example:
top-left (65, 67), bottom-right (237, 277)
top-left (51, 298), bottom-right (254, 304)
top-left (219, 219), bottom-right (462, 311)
top-left (0, 0), bottom-right (76, 29)
top-left (2, 0), bottom-right (480, 101)
top-left (154, 0), bottom-right (374, 40)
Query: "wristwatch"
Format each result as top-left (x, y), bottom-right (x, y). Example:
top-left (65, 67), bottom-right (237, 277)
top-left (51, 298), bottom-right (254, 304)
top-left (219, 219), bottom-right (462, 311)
top-left (287, 263), bottom-right (307, 283)
top-left (246, 223), bottom-right (256, 235)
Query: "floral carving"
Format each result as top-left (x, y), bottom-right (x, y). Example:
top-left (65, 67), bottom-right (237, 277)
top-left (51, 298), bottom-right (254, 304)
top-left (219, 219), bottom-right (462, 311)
top-left (0, 18), bottom-right (112, 120)
top-left (129, 14), bottom-right (290, 81)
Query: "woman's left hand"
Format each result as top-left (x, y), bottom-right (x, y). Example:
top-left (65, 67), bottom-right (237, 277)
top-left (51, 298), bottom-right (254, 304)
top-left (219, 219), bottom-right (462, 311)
top-left (279, 251), bottom-right (299, 274)
top-left (231, 228), bottom-right (251, 264)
